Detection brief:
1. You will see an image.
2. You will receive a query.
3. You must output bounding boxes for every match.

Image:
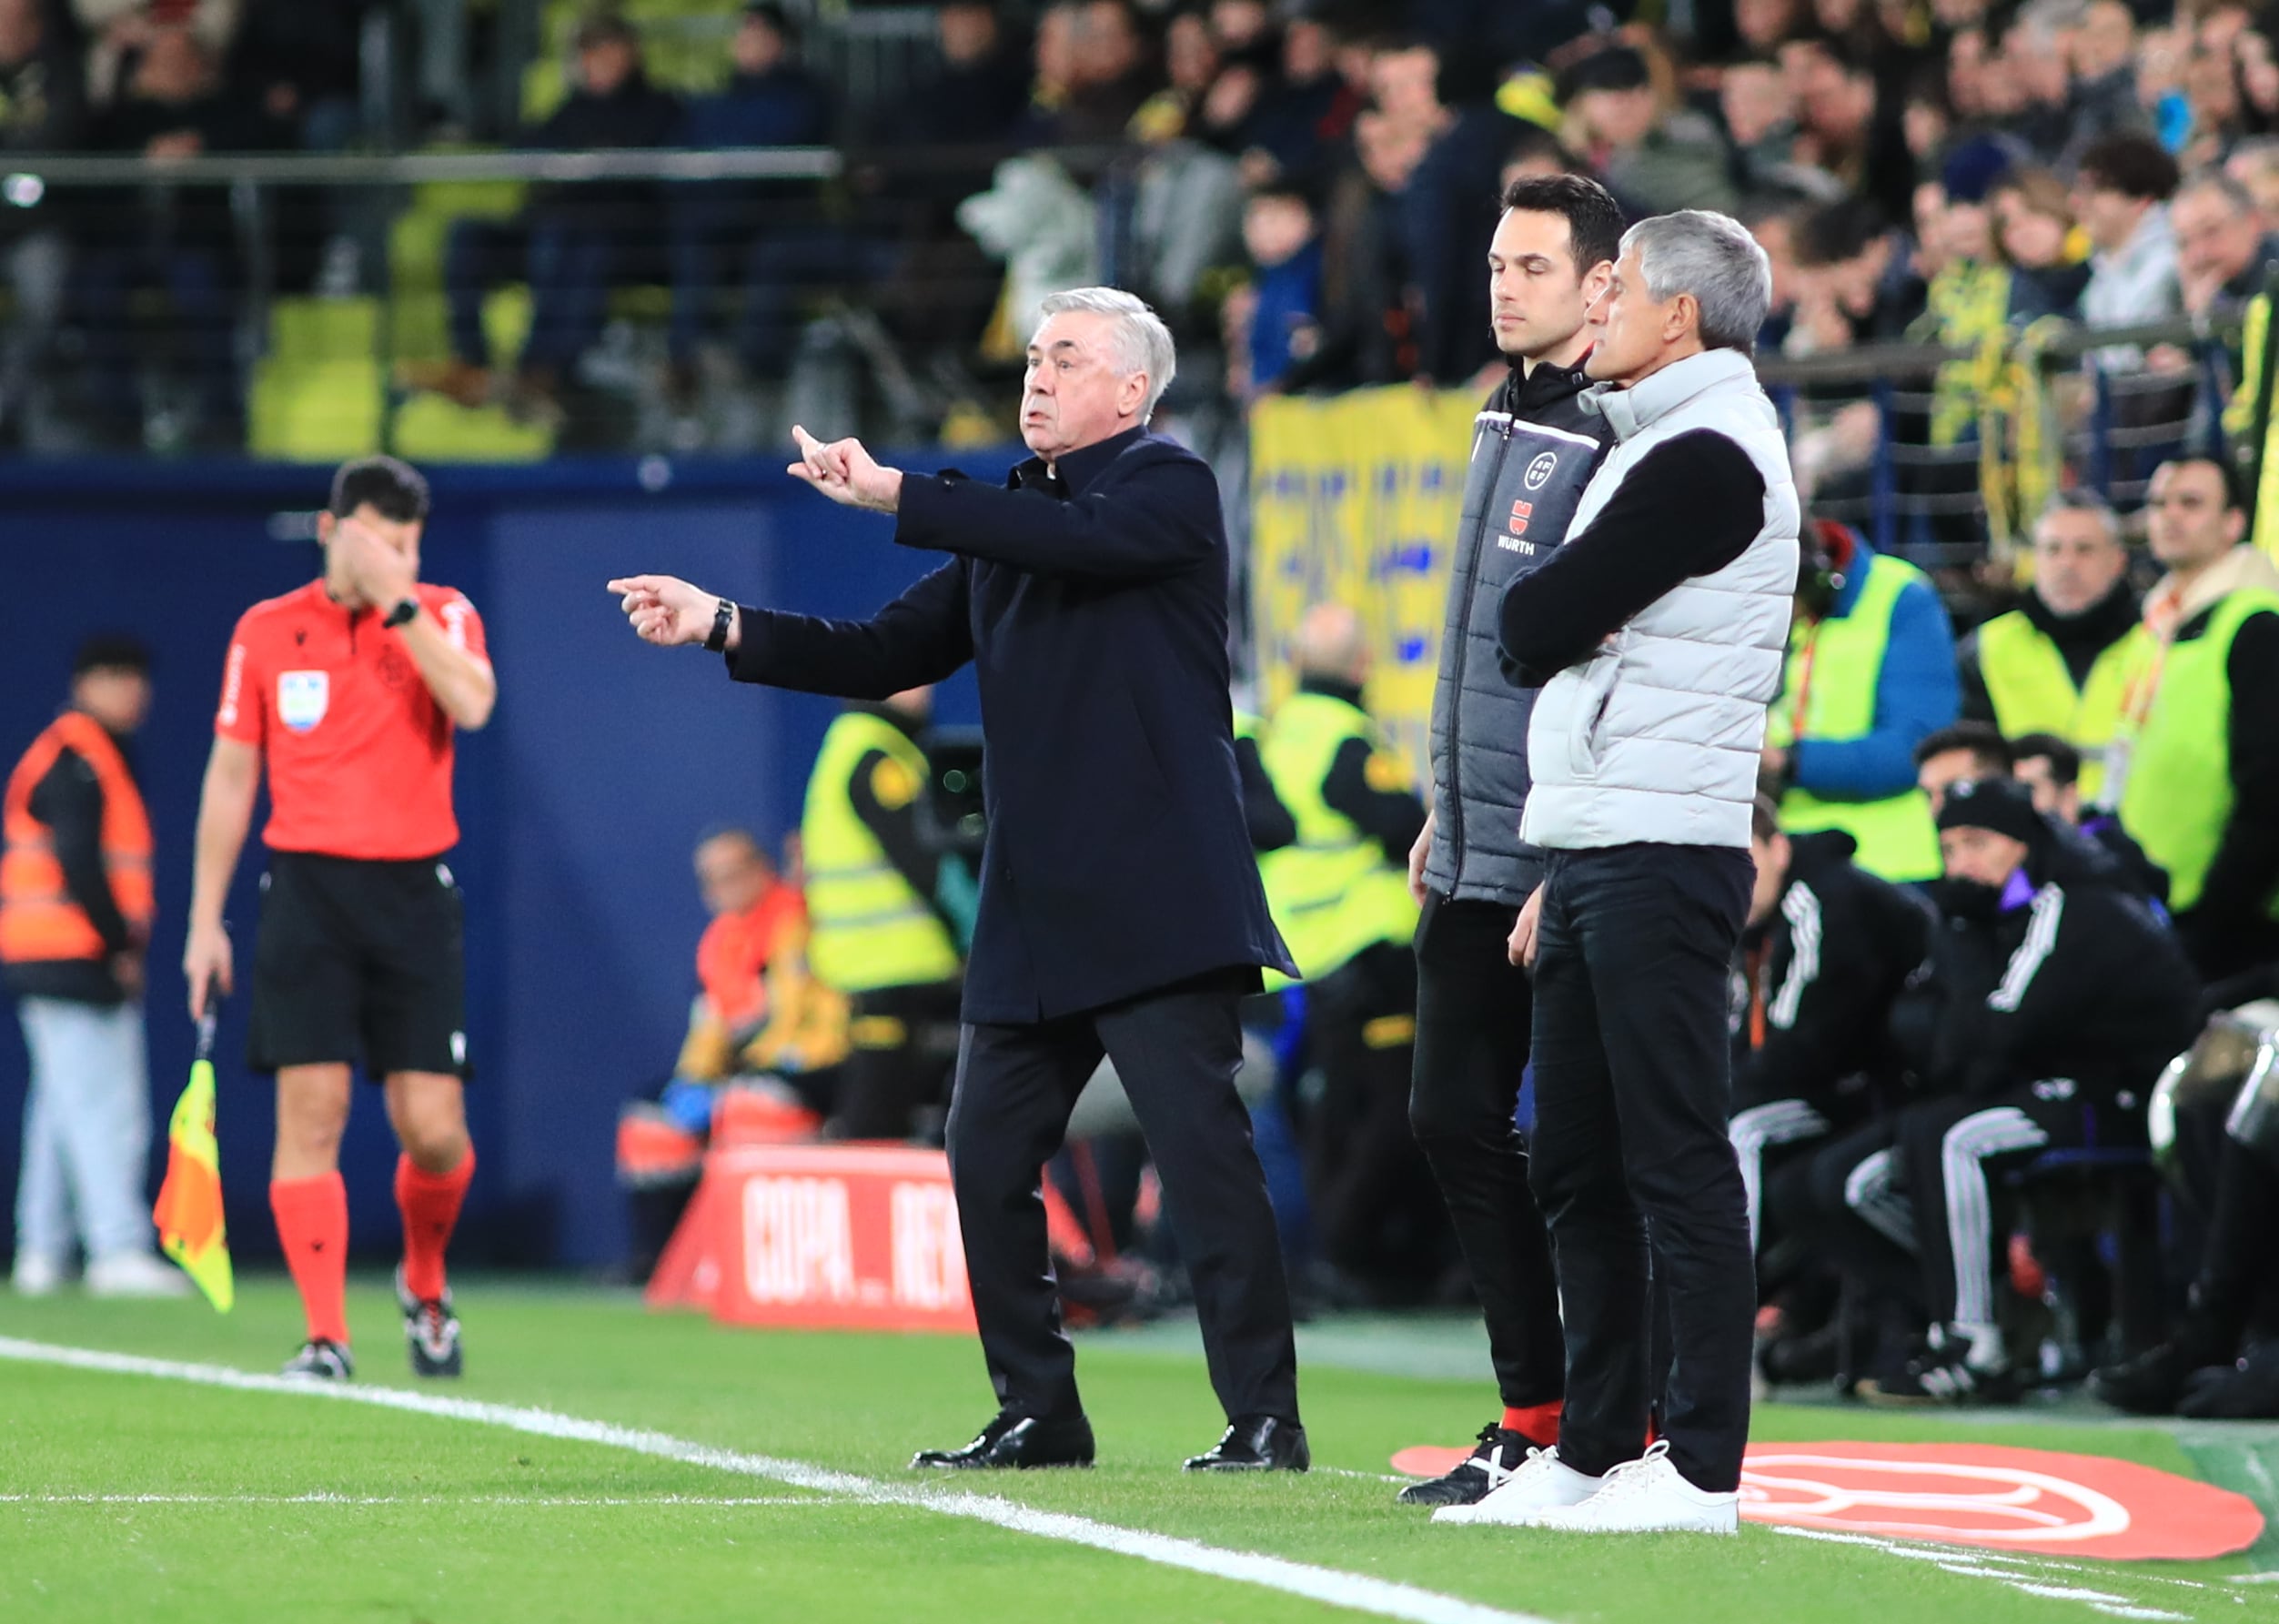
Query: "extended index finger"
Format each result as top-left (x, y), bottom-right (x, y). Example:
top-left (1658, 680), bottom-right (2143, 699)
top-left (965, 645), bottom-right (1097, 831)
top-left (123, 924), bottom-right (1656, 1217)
top-left (606, 576), bottom-right (658, 597)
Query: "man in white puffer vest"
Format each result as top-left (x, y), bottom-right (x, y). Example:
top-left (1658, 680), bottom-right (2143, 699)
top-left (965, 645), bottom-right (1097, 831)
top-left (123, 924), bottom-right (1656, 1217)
top-left (1451, 210), bottom-right (1800, 1537)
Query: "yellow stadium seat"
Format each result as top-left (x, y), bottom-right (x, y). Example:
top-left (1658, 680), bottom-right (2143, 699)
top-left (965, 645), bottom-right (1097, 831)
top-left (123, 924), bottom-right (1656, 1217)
top-left (390, 391), bottom-right (555, 462)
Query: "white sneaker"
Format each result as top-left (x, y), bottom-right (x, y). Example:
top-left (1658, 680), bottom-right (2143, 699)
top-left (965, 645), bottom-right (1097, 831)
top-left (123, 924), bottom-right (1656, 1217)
top-left (11, 1252), bottom-right (65, 1296)
top-left (1526, 1442), bottom-right (1740, 1535)
top-left (86, 1251), bottom-right (192, 1298)
top-left (1432, 1446), bottom-right (1603, 1525)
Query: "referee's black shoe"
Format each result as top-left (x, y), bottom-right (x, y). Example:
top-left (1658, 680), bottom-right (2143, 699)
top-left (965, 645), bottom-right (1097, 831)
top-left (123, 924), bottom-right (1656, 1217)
top-left (912, 1410), bottom-right (1095, 1469)
top-left (281, 1339), bottom-right (354, 1381)
top-left (1396, 1423), bottom-right (1530, 1506)
top-left (396, 1266), bottom-right (463, 1379)
top-left (1185, 1415), bottom-right (1308, 1472)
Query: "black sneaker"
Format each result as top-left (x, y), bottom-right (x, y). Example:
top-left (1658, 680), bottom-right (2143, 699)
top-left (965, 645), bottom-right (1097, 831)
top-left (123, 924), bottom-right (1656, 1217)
top-left (281, 1338), bottom-right (354, 1380)
top-left (396, 1265), bottom-right (462, 1379)
top-left (2178, 1341), bottom-right (2279, 1419)
top-left (2089, 1333), bottom-right (2225, 1416)
top-left (1864, 1326), bottom-right (2016, 1406)
top-left (1395, 1423), bottom-right (1535, 1507)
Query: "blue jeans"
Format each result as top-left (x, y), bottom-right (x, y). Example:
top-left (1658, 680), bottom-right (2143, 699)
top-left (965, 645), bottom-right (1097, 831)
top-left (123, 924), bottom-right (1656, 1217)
top-left (445, 217), bottom-right (623, 373)
top-left (15, 996), bottom-right (155, 1264)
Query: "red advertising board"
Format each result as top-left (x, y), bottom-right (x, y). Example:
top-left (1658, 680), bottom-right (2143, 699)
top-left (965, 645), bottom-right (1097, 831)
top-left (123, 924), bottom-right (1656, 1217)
top-left (648, 1144), bottom-right (975, 1334)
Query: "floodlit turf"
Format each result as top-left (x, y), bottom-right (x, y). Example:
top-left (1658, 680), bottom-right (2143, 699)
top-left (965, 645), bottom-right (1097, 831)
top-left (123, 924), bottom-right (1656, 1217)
top-left (3, 1278), bottom-right (2274, 1623)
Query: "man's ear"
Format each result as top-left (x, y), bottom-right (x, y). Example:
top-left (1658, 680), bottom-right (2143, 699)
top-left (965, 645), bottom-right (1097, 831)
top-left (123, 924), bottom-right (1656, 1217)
top-left (316, 510), bottom-right (336, 545)
top-left (1121, 369), bottom-right (1151, 419)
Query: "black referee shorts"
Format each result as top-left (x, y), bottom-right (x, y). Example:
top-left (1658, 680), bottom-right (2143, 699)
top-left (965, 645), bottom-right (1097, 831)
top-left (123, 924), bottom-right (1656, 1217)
top-left (247, 851), bottom-right (468, 1081)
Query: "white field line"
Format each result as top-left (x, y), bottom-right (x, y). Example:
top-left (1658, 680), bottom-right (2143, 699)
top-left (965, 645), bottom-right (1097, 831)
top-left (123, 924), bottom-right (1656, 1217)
top-left (2, 1493), bottom-right (830, 1507)
top-left (0, 1336), bottom-right (1546, 1624)
top-left (1770, 1527), bottom-right (2192, 1621)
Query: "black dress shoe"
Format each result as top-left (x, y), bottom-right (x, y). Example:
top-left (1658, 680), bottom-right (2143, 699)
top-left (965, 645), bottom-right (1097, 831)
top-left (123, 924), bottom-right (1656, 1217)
top-left (1185, 1414), bottom-right (1308, 1472)
top-left (911, 1410), bottom-right (1095, 1470)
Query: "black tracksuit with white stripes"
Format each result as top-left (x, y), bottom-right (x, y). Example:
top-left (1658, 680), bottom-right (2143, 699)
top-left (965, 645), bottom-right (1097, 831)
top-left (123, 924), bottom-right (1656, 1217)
top-left (1819, 856), bottom-right (2198, 1334)
top-left (1728, 831), bottom-right (1931, 1253)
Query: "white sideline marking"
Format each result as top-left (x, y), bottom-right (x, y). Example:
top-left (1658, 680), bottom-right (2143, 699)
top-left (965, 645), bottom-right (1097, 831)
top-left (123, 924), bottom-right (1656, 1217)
top-left (2, 1493), bottom-right (829, 1508)
top-left (0, 1337), bottom-right (1547, 1624)
top-left (1770, 1528), bottom-right (2190, 1621)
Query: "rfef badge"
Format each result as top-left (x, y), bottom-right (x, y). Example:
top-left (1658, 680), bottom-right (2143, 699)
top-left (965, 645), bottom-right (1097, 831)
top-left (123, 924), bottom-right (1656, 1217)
top-left (277, 671), bottom-right (329, 733)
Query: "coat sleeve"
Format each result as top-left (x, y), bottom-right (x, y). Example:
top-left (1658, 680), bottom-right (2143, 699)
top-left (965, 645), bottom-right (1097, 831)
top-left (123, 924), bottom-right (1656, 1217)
top-left (893, 452), bottom-right (1221, 581)
top-left (728, 560), bottom-right (973, 700)
top-left (1790, 579), bottom-right (1959, 799)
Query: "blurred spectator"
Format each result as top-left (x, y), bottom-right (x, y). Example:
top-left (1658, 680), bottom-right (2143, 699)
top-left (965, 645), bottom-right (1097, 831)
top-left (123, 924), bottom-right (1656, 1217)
top-left (1019, 0), bottom-right (1155, 146)
top-left (2117, 456), bottom-right (2279, 986)
top-left (882, 0), bottom-right (1028, 146)
top-left (75, 25), bottom-right (285, 448)
top-left (1375, 34), bottom-right (1516, 384)
top-left (1563, 44), bottom-right (1739, 218)
top-left (2073, 131), bottom-right (2181, 367)
top-left (2178, 41), bottom-right (2259, 173)
top-left (2226, 136), bottom-right (2279, 223)
top-left (1275, 106), bottom-right (1417, 392)
top-left (1226, 182), bottom-right (1320, 398)
top-left (2173, 169), bottom-right (2278, 327)
top-left (1499, 122), bottom-right (1583, 194)
top-left (1721, 52), bottom-right (1801, 194)
top-left (1766, 519), bottom-right (1961, 884)
top-left (1786, 35), bottom-right (1912, 220)
top-left (227, 0), bottom-right (363, 150)
top-left (1747, 197), bottom-right (1804, 353)
top-left (665, 4), bottom-right (834, 400)
top-left (2064, 0), bottom-right (2148, 164)
top-left (1989, 165), bottom-right (2092, 316)
top-left (1791, 197), bottom-right (1928, 350)
top-left (1917, 138), bottom-right (2050, 449)
top-left (1735, 0), bottom-right (1806, 55)
top-left (71, 0), bottom-right (237, 109)
top-left (424, 16), bottom-right (681, 418)
top-left (1992, 8), bottom-right (2072, 159)
top-left (0, 0), bottom-right (82, 446)
top-left (1244, 8), bottom-right (1361, 184)
top-left (2009, 731), bottom-right (2170, 901)
top-left (1958, 489), bottom-right (2142, 806)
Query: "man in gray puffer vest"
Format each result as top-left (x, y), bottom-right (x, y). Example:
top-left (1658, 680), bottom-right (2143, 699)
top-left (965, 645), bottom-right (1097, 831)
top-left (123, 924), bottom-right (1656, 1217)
top-left (1397, 174), bottom-right (1622, 1510)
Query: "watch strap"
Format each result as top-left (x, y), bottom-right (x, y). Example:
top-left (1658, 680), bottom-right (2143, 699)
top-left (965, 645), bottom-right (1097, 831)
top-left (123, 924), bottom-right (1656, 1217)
top-left (383, 596), bottom-right (419, 629)
top-left (704, 597), bottom-right (735, 653)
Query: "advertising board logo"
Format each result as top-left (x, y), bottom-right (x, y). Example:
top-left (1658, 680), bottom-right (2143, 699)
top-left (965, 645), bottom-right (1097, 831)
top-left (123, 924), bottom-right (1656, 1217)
top-left (742, 1175), bottom-right (856, 1306)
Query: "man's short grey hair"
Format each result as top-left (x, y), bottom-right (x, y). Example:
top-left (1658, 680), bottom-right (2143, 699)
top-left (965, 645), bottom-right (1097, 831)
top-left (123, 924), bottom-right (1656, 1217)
top-left (2177, 167), bottom-right (2258, 219)
top-left (1034, 287), bottom-right (1177, 419)
top-left (2037, 487), bottom-right (2123, 546)
top-left (1620, 210), bottom-right (1773, 356)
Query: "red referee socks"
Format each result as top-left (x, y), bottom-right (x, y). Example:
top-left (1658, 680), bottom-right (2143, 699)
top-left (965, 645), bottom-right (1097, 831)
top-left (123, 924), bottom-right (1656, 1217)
top-left (1503, 1401), bottom-right (1563, 1452)
top-left (270, 1173), bottom-right (349, 1346)
top-left (396, 1149), bottom-right (475, 1303)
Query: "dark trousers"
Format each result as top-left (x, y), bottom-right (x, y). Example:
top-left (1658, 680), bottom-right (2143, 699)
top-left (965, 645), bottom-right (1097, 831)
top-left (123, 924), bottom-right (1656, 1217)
top-left (2172, 1096), bottom-right (2279, 1347)
top-left (76, 242), bottom-right (239, 433)
top-left (446, 217), bottom-right (627, 373)
top-left (1897, 1086), bottom-right (2102, 1327)
top-left (1305, 941), bottom-right (1440, 1282)
top-left (1786, 1117), bottom-right (1925, 1322)
top-left (828, 980), bottom-right (963, 1141)
top-left (1529, 843), bottom-right (1755, 1493)
top-left (947, 968), bottom-right (1299, 1425)
top-left (1408, 893), bottom-right (1566, 1409)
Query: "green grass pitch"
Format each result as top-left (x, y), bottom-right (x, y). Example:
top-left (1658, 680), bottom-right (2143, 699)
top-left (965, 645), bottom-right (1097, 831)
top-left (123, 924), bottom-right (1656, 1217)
top-left (3, 1277), bottom-right (2274, 1623)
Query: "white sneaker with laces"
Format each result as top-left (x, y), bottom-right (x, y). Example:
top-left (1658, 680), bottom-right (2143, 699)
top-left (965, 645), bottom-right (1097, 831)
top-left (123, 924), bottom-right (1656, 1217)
top-left (86, 1251), bottom-right (192, 1298)
top-left (1431, 1446), bottom-right (1602, 1526)
top-left (1526, 1441), bottom-right (1740, 1535)
top-left (12, 1252), bottom-right (65, 1296)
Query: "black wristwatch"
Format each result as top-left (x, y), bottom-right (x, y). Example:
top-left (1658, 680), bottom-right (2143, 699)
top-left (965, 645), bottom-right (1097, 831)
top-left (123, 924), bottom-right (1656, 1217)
top-left (382, 595), bottom-right (419, 629)
top-left (704, 597), bottom-right (735, 653)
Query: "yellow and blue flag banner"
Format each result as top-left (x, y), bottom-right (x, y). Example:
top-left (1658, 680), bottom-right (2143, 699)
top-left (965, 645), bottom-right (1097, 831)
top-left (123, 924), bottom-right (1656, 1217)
top-left (152, 1013), bottom-right (233, 1312)
top-left (1249, 386), bottom-right (1478, 778)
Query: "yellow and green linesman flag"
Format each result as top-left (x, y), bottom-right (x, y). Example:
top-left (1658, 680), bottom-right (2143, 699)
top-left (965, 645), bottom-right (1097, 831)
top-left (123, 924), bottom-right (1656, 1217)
top-left (153, 1012), bottom-right (233, 1312)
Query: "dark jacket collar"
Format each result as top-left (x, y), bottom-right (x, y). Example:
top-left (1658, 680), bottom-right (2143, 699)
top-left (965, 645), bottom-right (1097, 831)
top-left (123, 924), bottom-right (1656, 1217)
top-left (1504, 351), bottom-right (1595, 413)
top-left (1298, 674), bottom-right (1365, 708)
top-left (2020, 574), bottom-right (2140, 651)
top-left (1012, 425), bottom-right (1149, 499)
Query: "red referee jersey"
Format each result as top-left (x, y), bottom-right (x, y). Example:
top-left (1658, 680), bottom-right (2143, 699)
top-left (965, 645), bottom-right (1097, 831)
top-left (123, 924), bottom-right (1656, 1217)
top-left (216, 580), bottom-right (489, 861)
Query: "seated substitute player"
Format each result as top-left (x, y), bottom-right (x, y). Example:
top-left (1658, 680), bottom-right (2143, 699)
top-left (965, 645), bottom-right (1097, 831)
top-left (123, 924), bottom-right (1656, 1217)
top-left (183, 456), bottom-right (496, 1382)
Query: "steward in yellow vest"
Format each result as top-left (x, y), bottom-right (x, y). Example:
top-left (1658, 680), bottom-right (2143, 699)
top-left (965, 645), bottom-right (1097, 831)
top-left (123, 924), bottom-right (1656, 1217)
top-left (2112, 459), bottom-right (2279, 983)
top-left (1259, 602), bottom-right (1437, 1293)
top-left (1957, 492), bottom-right (2144, 807)
top-left (1766, 524), bottom-right (1960, 883)
top-left (799, 691), bottom-right (966, 1139)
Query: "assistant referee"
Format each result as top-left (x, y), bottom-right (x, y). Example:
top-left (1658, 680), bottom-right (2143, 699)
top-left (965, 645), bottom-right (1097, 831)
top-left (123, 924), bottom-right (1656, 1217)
top-left (184, 456), bottom-right (497, 1382)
